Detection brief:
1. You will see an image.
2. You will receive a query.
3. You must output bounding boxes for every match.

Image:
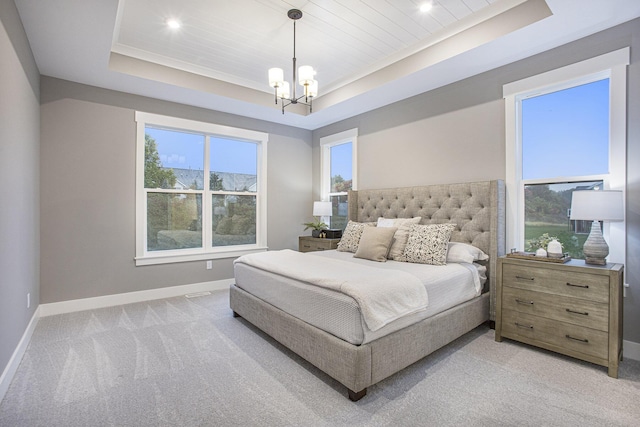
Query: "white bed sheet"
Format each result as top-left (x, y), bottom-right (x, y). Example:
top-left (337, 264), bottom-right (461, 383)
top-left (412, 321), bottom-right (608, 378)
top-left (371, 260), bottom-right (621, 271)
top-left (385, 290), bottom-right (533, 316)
top-left (233, 250), bottom-right (484, 345)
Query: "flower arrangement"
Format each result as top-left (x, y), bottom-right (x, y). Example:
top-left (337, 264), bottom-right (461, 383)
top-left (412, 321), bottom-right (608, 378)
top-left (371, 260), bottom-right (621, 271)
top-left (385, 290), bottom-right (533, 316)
top-left (526, 233), bottom-right (563, 252)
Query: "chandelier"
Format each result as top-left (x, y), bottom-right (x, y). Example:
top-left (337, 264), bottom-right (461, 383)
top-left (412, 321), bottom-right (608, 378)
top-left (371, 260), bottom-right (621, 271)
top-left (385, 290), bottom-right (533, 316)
top-left (268, 9), bottom-right (318, 114)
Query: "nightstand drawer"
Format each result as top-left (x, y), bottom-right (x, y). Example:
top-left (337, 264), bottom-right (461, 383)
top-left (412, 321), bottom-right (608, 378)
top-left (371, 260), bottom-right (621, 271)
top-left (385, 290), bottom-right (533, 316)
top-left (298, 236), bottom-right (340, 253)
top-left (301, 240), bottom-right (330, 251)
top-left (502, 287), bottom-right (608, 332)
top-left (502, 309), bottom-right (609, 360)
top-left (502, 264), bottom-right (609, 303)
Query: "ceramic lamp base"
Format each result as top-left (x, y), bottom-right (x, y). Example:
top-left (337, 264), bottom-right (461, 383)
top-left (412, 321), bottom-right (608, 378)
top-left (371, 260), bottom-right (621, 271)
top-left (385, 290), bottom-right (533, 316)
top-left (585, 256), bottom-right (607, 265)
top-left (583, 220), bottom-right (609, 265)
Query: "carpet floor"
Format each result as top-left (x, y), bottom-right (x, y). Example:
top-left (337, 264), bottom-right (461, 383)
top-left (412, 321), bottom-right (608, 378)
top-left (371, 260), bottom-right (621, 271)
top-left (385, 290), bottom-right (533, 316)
top-left (1, 288), bottom-right (639, 426)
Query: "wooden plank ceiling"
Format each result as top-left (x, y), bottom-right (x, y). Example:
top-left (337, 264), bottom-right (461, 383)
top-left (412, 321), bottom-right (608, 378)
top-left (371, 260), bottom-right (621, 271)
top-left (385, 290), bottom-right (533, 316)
top-left (113, 0), bottom-right (497, 95)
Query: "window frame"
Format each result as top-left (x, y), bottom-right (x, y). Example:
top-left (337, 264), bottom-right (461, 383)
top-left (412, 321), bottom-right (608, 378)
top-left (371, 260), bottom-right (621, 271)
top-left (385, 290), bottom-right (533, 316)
top-left (504, 48), bottom-right (628, 264)
top-left (320, 128), bottom-right (358, 228)
top-left (135, 112), bottom-right (268, 266)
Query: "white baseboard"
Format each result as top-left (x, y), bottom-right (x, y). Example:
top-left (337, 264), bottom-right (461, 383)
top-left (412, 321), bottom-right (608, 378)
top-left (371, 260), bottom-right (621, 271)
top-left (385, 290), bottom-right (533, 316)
top-left (624, 340), bottom-right (640, 362)
top-left (0, 307), bottom-right (40, 403)
top-left (39, 279), bottom-right (234, 317)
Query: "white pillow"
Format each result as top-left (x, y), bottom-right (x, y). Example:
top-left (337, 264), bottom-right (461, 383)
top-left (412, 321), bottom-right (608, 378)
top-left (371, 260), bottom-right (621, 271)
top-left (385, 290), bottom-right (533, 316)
top-left (400, 223), bottom-right (456, 265)
top-left (376, 217), bottom-right (422, 260)
top-left (446, 242), bottom-right (489, 264)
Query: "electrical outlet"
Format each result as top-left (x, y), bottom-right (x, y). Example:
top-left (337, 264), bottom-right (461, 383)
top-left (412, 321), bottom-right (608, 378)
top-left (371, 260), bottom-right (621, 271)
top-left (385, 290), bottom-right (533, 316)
top-left (206, 260), bottom-right (212, 270)
top-left (27, 293), bottom-right (30, 309)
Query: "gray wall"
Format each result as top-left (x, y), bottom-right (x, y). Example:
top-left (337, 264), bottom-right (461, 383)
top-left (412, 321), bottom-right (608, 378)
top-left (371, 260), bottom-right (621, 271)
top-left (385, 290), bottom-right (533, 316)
top-left (313, 18), bottom-right (640, 345)
top-left (0, 1), bottom-right (40, 378)
top-left (39, 77), bottom-right (312, 303)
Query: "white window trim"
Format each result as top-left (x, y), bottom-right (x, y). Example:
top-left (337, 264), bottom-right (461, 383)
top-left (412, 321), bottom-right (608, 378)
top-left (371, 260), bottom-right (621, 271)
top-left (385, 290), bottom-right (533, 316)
top-left (135, 112), bottom-right (268, 266)
top-left (320, 127), bottom-right (358, 199)
top-left (504, 48), bottom-right (628, 264)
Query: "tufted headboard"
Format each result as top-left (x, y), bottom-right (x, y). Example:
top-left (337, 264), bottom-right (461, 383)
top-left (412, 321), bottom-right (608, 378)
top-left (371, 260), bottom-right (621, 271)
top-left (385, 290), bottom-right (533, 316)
top-left (347, 180), bottom-right (505, 321)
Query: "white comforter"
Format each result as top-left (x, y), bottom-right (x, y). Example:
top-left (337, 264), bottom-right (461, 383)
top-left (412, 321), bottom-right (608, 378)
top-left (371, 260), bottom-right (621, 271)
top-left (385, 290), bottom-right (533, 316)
top-left (234, 249), bottom-right (428, 331)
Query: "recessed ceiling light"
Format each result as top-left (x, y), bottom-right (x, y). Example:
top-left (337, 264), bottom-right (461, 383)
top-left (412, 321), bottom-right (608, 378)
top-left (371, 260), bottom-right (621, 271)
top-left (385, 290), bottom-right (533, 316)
top-left (420, 2), bottom-right (434, 13)
top-left (166, 19), bottom-right (181, 30)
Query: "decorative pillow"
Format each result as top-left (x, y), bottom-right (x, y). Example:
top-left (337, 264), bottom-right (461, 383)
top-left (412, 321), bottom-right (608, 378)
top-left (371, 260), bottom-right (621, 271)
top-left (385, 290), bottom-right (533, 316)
top-left (354, 226), bottom-right (398, 262)
top-left (377, 217), bottom-right (422, 260)
top-left (400, 223), bottom-right (456, 265)
top-left (336, 221), bottom-right (375, 253)
top-left (446, 242), bottom-right (490, 264)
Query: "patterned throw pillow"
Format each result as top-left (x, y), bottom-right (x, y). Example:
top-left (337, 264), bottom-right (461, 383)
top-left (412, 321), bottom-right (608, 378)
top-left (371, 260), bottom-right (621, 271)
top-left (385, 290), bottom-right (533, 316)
top-left (400, 223), bottom-right (456, 265)
top-left (336, 221), bottom-right (375, 253)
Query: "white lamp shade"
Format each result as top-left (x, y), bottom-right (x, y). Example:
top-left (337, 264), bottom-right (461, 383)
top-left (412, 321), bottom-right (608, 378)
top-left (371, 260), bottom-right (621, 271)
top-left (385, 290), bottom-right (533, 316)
top-left (298, 65), bottom-right (315, 85)
top-left (313, 201), bottom-right (332, 217)
top-left (279, 81), bottom-right (290, 99)
top-left (268, 68), bottom-right (284, 87)
top-left (570, 190), bottom-right (624, 221)
top-left (307, 80), bottom-right (318, 97)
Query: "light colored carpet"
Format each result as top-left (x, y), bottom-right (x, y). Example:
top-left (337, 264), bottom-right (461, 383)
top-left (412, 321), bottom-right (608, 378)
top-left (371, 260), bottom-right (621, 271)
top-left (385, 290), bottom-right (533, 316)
top-left (1, 288), bottom-right (639, 426)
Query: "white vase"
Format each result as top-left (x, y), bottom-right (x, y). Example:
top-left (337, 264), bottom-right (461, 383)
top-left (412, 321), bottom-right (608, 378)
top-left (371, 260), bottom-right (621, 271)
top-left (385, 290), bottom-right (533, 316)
top-left (547, 239), bottom-right (563, 258)
top-left (535, 248), bottom-right (547, 257)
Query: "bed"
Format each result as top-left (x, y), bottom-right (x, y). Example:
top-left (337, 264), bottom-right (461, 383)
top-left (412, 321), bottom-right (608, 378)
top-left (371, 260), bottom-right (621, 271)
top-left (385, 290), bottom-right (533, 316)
top-left (230, 180), bottom-right (505, 400)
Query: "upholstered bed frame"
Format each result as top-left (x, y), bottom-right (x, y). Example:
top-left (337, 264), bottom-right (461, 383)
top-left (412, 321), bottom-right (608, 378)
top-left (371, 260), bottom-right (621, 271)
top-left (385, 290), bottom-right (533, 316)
top-left (230, 180), bottom-right (505, 400)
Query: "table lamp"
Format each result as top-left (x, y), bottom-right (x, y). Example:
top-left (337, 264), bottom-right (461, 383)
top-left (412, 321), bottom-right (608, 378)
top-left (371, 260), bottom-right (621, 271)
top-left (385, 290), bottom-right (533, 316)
top-left (569, 190), bottom-right (623, 265)
top-left (313, 201), bottom-right (332, 219)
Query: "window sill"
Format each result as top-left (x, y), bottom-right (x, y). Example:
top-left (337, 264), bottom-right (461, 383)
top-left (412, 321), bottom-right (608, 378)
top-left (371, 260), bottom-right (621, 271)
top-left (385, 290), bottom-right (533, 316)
top-left (135, 246), bottom-right (268, 266)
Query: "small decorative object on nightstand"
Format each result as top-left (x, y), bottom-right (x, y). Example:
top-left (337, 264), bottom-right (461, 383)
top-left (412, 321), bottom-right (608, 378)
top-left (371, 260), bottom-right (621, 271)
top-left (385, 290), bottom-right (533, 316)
top-left (495, 256), bottom-right (623, 378)
top-left (298, 236), bottom-right (340, 253)
top-left (546, 239), bottom-right (563, 258)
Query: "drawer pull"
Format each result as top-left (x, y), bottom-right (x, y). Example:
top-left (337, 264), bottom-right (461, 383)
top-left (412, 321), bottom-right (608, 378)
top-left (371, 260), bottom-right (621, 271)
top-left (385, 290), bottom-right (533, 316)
top-left (515, 322), bottom-right (534, 329)
top-left (515, 299), bottom-right (534, 305)
top-left (515, 275), bottom-right (535, 281)
top-left (566, 282), bottom-right (589, 289)
top-left (566, 308), bottom-right (589, 316)
top-left (566, 335), bottom-right (589, 343)
top-left (303, 245), bottom-right (311, 248)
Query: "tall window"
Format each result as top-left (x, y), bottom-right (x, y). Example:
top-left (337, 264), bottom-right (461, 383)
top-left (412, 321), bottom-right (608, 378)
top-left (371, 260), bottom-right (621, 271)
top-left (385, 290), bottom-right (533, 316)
top-left (504, 48), bottom-right (628, 263)
top-left (320, 128), bottom-right (357, 230)
top-left (135, 112), bottom-right (267, 265)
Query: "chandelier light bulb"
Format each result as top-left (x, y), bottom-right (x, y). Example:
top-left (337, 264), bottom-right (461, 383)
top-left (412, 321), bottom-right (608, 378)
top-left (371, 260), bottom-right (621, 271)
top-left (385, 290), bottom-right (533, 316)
top-left (307, 80), bottom-right (318, 97)
top-left (268, 68), bottom-right (284, 88)
top-left (298, 65), bottom-right (315, 86)
top-left (280, 81), bottom-right (291, 99)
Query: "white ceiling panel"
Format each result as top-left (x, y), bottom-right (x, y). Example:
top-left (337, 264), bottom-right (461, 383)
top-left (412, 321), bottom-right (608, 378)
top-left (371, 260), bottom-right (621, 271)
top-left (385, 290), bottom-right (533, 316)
top-left (13, 0), bottom-right (640, 130)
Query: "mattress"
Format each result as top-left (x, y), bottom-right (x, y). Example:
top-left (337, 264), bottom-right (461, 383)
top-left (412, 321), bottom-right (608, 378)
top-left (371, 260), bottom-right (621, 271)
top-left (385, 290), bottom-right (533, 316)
top-left (233, 250), bottom-right (485, 345)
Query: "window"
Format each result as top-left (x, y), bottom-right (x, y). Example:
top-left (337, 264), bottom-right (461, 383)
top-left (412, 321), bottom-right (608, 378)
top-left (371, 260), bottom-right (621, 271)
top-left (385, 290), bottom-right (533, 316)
top-left (320, 129), bottom-right (358, 230)
top-left (504, 48), bottom-right (628, 263)
top-left (135, 112), bottom-right (267, 265)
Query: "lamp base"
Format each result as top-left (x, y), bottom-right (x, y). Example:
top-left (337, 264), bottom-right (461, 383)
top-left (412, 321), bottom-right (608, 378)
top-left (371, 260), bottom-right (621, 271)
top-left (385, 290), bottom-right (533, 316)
top-left (582, 220), bottom-right (609, 266)
top-left (584, 256), bottom-right (607, 266)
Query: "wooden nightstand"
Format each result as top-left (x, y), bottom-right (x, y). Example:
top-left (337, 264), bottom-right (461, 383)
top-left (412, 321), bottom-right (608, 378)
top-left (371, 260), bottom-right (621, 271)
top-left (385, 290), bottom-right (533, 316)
top-left (298, 236), bottom-right (340, 253)
top-left (495, 256), bottom-right (623, 378)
